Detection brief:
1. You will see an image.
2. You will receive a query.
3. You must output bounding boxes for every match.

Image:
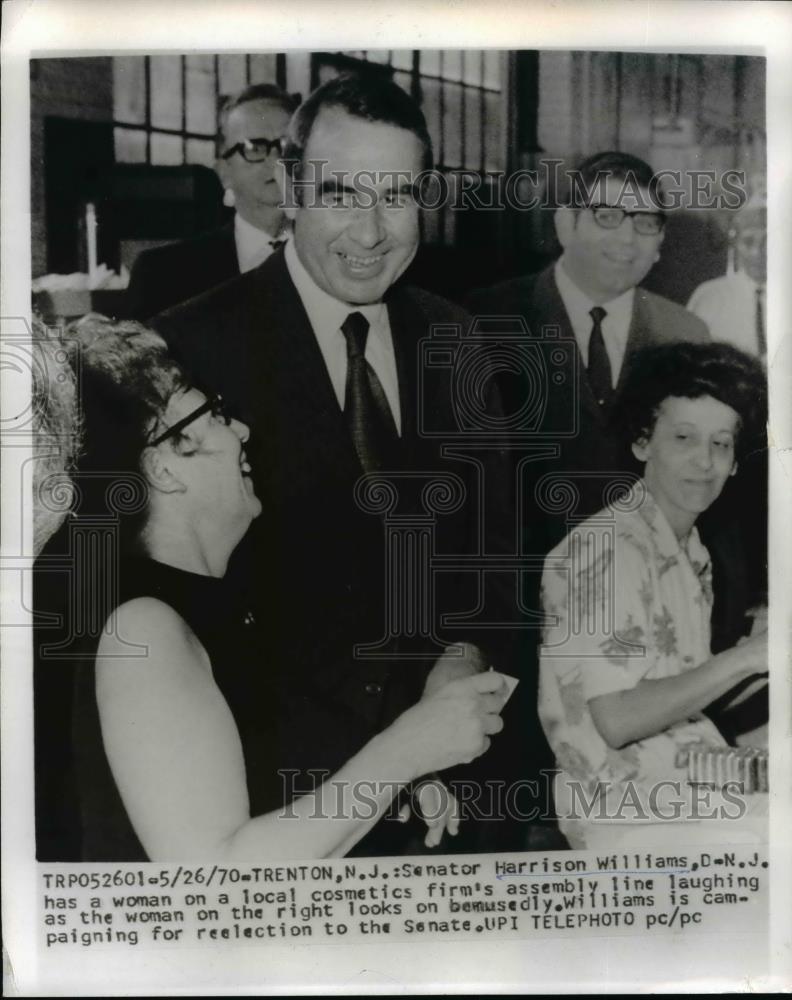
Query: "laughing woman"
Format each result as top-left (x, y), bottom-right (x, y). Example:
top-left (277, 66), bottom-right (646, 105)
top-left (70, 318), bottom-right (506, 861)
top-left (538, 341), bottom-right (767, 850)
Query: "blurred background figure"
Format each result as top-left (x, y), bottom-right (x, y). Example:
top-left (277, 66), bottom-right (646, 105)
top-left (31, 321), bottom-right (81, 555)
top-left (125, 84), bottom-right (299, 320)
top-left (688, 191), bottom-right (767, 359)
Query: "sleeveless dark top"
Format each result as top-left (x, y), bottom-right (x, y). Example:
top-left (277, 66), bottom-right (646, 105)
top-left (74, 556), bottom-right (282, 861)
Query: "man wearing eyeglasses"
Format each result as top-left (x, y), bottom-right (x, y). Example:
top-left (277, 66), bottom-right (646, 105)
top-left (469, 150), bottom-right (710, 546)
top-left (126, 84), bottom-right (298, 320)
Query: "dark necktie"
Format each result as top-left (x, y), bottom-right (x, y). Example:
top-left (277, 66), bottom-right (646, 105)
top-left (755, 286), bottom-right (766, 357)
top-left (341, 311), bottom-right (399, 472)
top-left (587, 305), bottom-right (614, 407)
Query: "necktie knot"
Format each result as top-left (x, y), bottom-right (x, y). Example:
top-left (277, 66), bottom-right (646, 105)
top-left (590, 305), bottom-right (607, 325)
top-left (341, 312), bottom-right (370, 360)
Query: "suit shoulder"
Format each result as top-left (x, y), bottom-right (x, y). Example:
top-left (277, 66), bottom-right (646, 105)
top-left (402, 284), bottom-right (471, 325)
top-left (638, 288), bottom-right (710, 343)
top-left (466, 272), bottom-right (540, 313)
top-left (154, 266), bottom-right (260, 329)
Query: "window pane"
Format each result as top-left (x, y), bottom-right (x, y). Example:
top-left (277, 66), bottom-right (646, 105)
top-left (420, 77), bottom-right (442, 164)
top-left (365, 50), bottom-right (391, 64)
top-left (248, 53), bottom-right (278, 84)
top-left (483, 90), bottom-right (501, 171)
top-left (483, 50), bottom-right (501, 90)
top-left (186, 138), bottom-right (216, 167)
top-left (185, 54), bottom-right (216, 135)
top-left (443, 82), bottom-right (463, 169)
top-left (151, 132), bottom-right (183, 165)
top-left (421, 50), bottom-right (441, 77)
top-left (391, 49), bottom-right (413, 71)
top-left (218, 54), bottom-right (247, 96)
top-left (464, 86), bottom-right (483, 170)
top-left (443, 50), bottom-right (463, 83)
top-left (463, 50), bottom-right (483, 86)
top-left (150, 55), bottom-right (183, 130)
top-left (114, 127), bottom-right (147, 163)
top-left (114, 56), bottom-right (146, 125)
top-left (393, 70), bottom-right (413, 98)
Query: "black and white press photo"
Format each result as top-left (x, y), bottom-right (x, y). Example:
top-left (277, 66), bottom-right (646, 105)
top-left (2, 1), bottom-right (790, 994)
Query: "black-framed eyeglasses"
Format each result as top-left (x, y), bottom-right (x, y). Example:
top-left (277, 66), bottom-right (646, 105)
top-left (588, 205), bottom-right (666, 236)
top-left (220, 136), bottom-right (284, 163)
top-left (149, 394), bottom-right (229, 448)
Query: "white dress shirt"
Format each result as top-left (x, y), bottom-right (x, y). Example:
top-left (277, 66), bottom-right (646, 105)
top-left (234, 213), bottom-right (286, 274)
top-left (554, 258), bottom-right (635, 386)
top-left (688, 269), bottom-right (765, 357)
top-left (284, 239), bottom-right (402, 433)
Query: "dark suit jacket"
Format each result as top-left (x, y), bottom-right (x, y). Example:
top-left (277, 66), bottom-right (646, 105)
top-left (152, 250), bottom-right (515, 840)
top-left (126, 224), bottom-right (239, 321)
top-left (468, 265), bottom-right (711, 553)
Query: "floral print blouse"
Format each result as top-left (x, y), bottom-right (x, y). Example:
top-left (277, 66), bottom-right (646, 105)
top-left (538, 481), bottom-right (727, 842)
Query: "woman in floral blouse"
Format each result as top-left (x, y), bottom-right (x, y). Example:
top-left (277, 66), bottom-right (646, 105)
top-left (538, 341), bottom-right (767, 849)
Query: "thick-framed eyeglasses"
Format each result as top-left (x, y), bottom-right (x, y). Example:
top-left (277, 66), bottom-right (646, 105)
top-left (220, 136), bottom-right (284, 163)
top-left (149, 394), bottom-right (229, 448)
top-left (587, 205), bottom-right (666, 236)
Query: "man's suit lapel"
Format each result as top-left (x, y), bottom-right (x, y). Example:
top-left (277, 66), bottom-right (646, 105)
top-left (532, 267), bottom-right (606, 428)
top-left (616, 289), bottom-right (653, 393)
top-left (251, 252), bottom-right (363, 478)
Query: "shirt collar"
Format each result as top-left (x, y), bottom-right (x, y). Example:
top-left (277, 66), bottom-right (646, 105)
top-left (234, 212), bottom-right (276, 250)
top-left (284, 237), bottom-right (386, 336)
top-left (630, 480), bottom-right (711, 576)
top-left (555, 257), bottom-right (635, 332)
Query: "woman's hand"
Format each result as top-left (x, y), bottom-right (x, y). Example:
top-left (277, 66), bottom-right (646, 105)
top-left (382, 671), bottom-right (508, 779)
top-left (423, 642), bottom-right (487, 699)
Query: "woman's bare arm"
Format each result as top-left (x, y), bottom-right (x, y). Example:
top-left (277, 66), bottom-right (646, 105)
top-left (96, 598), bottom-right (506, 861)
top-left (588, 633), bottom-right (767, 749)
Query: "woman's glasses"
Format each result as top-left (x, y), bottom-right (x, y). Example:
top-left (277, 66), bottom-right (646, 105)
top-left (149, 394), bottom-right (229, 447)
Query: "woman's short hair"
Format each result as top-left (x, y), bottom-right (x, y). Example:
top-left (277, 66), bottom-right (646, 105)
top-left (613, 341), bottom-right (767, 461)
top-left (68, 315), bottom-right (190, 538)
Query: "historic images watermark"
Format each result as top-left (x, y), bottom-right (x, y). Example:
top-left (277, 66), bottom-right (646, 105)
top-left (280, 161), bottom-right (750, 213)
top-left (277, 770), bottom-right (751, 824)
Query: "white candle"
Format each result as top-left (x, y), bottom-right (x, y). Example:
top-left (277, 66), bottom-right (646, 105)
top-left (86, 202), bottom-right (98, 289)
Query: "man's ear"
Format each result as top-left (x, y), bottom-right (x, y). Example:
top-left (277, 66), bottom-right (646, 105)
top-left (631, 437), bottom-right (650, 463)
top-left (730, 461), bottom-right (738, 477)
top-left (141, 446), bottom-right (187, 496)
top-left (215, 155), bottom-right (231, 190)
top-left (276, 159), bottom-right (298, 221)
top-left (554, 207), bottom-right (576, 249)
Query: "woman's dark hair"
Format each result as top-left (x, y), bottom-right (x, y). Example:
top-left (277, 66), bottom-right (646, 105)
top-left (613, 340), bottom-right (767, 461)
top-left (68, 315), bottom-right (190, 541)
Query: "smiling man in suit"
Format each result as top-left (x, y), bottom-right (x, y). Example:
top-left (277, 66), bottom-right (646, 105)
top-left (152, 74), bottom-right (515, 854)
top-left (469, 151), bottom-right (710, 551)
top-left (126, 84), bottom-right (298, 320)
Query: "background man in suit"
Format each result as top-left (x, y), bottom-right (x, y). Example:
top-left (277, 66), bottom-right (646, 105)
top-left (126, 84), bottom-right (298, 320)
top-left (153, 74), bottom-right (514, 854)
top-left (470, 150), bottom-right (710, 554)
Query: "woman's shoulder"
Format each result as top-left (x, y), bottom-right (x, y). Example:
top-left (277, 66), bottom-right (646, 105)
top-left (97, 596), bottom-right (208, 674)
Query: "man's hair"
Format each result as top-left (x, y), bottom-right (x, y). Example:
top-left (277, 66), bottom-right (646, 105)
top-left (613, 341), bottom-right (767, 461)
top-left (68, 315), bottom-right (191, 542)
top-left (281, 73), bottom-right (434, 182)
top-left (566, 150), bottom-right (663, 210)
top-left (217, 83), bottom-right (300, 146)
